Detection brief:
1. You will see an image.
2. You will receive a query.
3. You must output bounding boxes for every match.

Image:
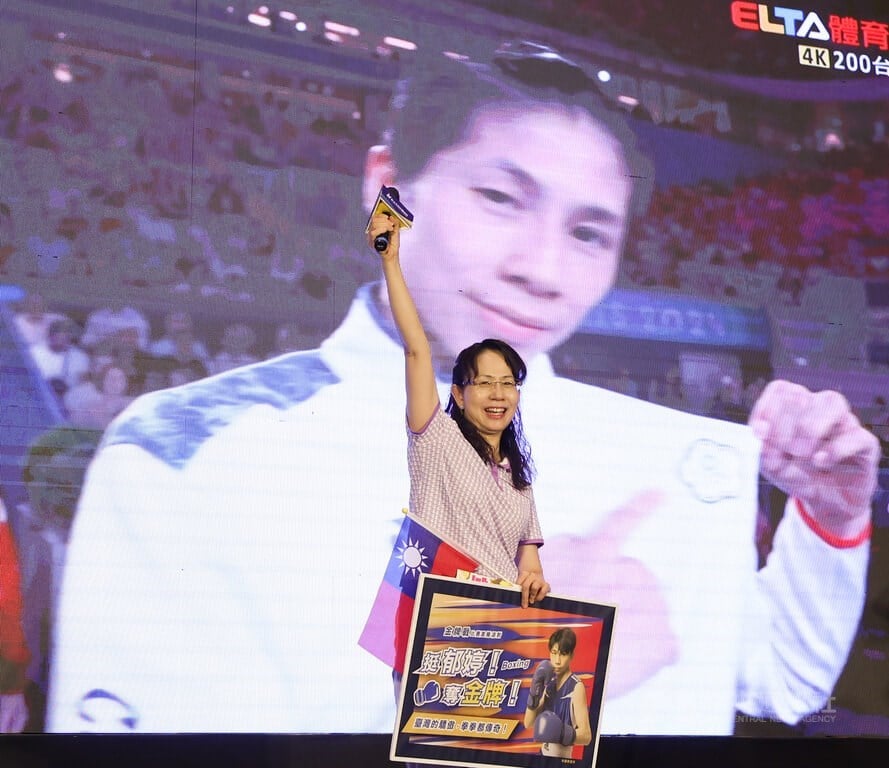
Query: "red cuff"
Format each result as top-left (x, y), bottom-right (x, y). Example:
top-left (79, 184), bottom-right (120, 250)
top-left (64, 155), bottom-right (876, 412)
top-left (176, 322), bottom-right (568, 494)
top-left (794, 498), bottom-right (871, 549)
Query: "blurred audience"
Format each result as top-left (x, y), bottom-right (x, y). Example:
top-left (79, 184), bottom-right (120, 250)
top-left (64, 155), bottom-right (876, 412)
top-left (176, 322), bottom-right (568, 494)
top-left (148, 310), bottom-right (211, 369)
top-left (208, 322), bottom-right (258, 375)
top-left (648, 365), bottom-right (688, 411)
top-left (271, 321), bottom-right (306, 357)
top-left (622, 145), bottom-right (889, 304)
top-left (131, 353), bottom-right (176, 395)
top-left (742, 375), bottom-right (768, 415)
top-left (80, 301), bottom-right (151, 353)
top-left (707, 374), bottom-right (749, 424)
top-left (608, 366), bottom-right (640, 398)
top-left (169, 358), bottom-right (209, 387)
top-left (28, 319), bottom-right (90, 402)
top-left (1, 25), bottom-right (883, 331)
top-left (13, 292), bottom-right (69, 347)
top-left (63, 361), bottom-right (134, 430)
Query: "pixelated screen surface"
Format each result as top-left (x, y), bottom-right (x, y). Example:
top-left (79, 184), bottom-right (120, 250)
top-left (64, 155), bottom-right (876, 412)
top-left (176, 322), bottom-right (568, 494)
top-left (0, 0), bottom-right (887, 738)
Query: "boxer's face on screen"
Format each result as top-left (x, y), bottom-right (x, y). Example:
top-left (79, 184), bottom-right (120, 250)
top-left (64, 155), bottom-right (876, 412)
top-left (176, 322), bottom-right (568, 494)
top-left (394, 105), bottom-right (632, 361)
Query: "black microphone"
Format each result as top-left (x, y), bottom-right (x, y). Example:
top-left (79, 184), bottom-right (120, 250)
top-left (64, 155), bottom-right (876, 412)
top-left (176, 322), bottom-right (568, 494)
top-left (374, 228), bottom-right (391, 253)
top-left (374, 188), bottom-right (401, 252)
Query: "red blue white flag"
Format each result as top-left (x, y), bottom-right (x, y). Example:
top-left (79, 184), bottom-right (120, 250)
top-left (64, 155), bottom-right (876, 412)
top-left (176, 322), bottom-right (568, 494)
top-left (359, 513), bottom-right (478, 674)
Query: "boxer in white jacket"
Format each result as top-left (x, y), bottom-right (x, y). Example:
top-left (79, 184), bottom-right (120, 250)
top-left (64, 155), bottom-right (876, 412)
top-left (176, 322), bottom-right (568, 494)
top-left (48, 43), bottom-right (878, 735)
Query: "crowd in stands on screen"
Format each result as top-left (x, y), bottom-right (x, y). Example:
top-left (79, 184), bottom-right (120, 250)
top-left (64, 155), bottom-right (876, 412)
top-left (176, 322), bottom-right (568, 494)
top-left (80, 303), bottom-right (151, 353)
top-left (148, 310), bottom-right (212, 370)
top-left (621, 144), bottom-right (889, 301)
top-left (207, 174), bottom-right (245, 215)
top-left (0, 50), bottom-right (364, 290)
top-left (647, 365), bottom-right (688, 411)
top-left (28, 319), bottom-right (91, 403)
top-left (1, 40), bottom-right (887, 403)
top-left (706, 375), bottom-right (749, 424)
top-left (13, 290), bottom-right (264, 374)
top-left (612, 368), bottom-right (771, 425)
top-left (19, 292), bottom-right (842, 439)
top-left (10, 292), bottom-right (290, 417)
top-left (271, 321), bottom-right (307, 357)
top-left (2, 41), bottom-right (887, 317)
top-left (13, 293), bottom-right (69, 347)
top-left (186, 223), bottom-right (253, 299)
top-left (607, 367), bottom-right (640, 398)
top-left (207, 322), bottom-right (259, 376)
top-left (63, 361), bottom-right (134, 431)
top-left (168, 359), bottom-right (210, 388)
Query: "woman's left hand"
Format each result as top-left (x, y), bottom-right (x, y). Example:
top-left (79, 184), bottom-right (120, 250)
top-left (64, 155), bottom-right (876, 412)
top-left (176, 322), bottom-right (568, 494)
top-left (517, 570), bottom-right (550, 608)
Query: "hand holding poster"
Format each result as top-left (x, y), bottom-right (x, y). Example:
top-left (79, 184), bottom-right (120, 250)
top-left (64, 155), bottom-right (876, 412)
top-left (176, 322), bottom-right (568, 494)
top-left (392, 575), bottom-right (616, 768)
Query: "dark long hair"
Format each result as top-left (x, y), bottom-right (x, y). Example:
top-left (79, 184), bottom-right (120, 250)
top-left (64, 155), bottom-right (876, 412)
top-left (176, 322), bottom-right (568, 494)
top-left (445, 339), bottom-right (534, 490)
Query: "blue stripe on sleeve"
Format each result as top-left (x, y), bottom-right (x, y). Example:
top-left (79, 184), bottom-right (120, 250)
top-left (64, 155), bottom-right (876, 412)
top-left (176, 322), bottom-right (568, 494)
top-left (103, 351), bottom-right (339, 468)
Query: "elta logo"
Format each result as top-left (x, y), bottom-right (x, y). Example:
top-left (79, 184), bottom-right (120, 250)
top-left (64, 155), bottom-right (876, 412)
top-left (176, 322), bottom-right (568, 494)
top-left (730, 3), bottom-right (889, 50)
top-left (730, 3), bottom-right (831, 40)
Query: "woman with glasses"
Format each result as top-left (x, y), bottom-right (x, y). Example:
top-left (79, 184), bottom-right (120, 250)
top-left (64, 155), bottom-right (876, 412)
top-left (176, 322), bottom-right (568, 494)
top-left (368, 209), bottom-right (549, 608)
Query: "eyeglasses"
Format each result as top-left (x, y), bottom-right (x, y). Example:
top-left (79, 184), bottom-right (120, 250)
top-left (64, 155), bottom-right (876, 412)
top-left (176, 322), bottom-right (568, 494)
top-left (465, 377), bottom-right (520, 391)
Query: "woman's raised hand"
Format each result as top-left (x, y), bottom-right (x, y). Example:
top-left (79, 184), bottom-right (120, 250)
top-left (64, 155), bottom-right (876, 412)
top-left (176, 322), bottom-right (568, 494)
top-left (367, 213), bottom-right (401, 260)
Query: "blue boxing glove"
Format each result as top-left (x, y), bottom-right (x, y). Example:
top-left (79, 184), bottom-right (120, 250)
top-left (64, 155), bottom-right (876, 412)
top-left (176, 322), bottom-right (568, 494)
top-left (413, 679), bottom-right (441, 707)
top-left (534, 710), bottom-right (576, 746)
top-left (528, 660), bottom-right (555, 709)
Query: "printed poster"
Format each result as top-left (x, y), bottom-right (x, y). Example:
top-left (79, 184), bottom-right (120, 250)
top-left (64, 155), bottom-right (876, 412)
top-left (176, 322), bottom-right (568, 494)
top-left (392, 575), bottom-right (616, 767)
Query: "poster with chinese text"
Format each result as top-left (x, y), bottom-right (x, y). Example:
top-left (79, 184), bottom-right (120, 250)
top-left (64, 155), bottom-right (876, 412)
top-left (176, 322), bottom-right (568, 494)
top-left (392, 575), bottom-right (616, 767)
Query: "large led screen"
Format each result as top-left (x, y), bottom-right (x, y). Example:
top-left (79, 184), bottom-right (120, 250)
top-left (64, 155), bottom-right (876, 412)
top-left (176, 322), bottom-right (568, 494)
top-left (0, 0), bottom-right (887, 739)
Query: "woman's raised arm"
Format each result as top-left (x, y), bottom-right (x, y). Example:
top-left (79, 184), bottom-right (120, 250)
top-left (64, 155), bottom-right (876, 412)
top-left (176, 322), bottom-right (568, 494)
top-left (368, 213), bottom-right (439, 431)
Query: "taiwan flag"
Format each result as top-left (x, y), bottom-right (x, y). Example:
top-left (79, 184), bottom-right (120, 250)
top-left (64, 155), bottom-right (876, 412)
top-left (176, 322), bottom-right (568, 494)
top-left (359, 513), bottom-right (478, 673)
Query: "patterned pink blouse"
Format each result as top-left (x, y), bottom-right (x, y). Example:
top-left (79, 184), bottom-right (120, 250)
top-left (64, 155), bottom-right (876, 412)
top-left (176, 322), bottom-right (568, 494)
top-left (407, 405), bottom-right (543, 582)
